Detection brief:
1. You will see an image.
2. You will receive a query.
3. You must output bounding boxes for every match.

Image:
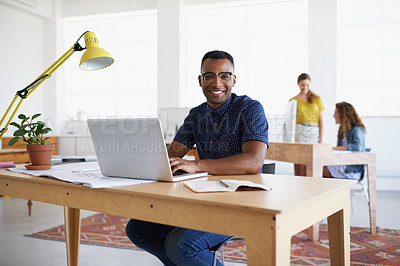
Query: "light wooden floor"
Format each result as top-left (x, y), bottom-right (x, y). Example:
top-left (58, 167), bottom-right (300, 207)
top-left (0, 189), bottom-right (399, 266)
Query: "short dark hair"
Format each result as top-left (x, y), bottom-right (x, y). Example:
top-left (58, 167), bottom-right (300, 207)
top-left (201, 50), bottom-right (234, 71)
top-left (297, 73), bottom-right (311, 83)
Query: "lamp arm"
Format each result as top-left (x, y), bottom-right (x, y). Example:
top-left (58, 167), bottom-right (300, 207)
top-left (16, 74), bottom-right (49, 99)
top-left (0, 45), bottom-right (77, 139)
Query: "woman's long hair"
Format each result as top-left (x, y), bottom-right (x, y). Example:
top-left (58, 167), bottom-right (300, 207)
top-left (297, 73), bottom-right (318, 103)
top-left (336, 101), bottom-right (366, 139)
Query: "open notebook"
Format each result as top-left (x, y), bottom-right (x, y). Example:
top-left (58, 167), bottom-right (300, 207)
top-left (183, 179), bottom-right (272, 193)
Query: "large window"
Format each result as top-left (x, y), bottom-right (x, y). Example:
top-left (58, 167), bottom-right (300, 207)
top-left (337, 0), bottom-right (400, 116)
top-left (64, 10), bottom-right (158, 119)
top-left (183, 0), bottom-right (308, 116)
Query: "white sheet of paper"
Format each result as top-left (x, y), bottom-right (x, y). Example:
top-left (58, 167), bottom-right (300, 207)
top-left (8, 161), bottom-right (154, 189)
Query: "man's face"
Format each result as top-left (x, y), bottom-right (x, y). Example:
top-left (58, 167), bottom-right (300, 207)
top-left (198, 58), bottom-right (236, 109)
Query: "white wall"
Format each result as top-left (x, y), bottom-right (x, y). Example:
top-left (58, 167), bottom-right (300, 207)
top-left (0, 0), bottom-right (52, 18)
top-left (61, 0), bottom-right (156, 17)
top-left (0, 3), bottom-right (47, 137)
top-left (308, 0), bottom-right (337, 146)
top-left (362, 116), bottom-right (400, 177)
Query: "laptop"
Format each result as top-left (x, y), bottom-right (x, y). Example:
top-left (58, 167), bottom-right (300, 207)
top-left (87, 117), bottom-right (208, 182)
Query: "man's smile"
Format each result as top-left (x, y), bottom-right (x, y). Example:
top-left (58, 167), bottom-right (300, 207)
top-left (209, 90), bottom-right (224, 95)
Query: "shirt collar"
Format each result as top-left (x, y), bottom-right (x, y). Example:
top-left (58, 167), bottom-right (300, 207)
top-left (206, 94), bottom-right (234, 115)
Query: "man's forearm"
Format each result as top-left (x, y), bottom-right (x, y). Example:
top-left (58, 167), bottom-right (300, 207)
top-left (194, 152), bottom-right (264, 175)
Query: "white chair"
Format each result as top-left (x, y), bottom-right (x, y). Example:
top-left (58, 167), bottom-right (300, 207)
top-left (283, 99), bottom-right (297, 143)
top-left (351, 148), bottom-right (371, 211)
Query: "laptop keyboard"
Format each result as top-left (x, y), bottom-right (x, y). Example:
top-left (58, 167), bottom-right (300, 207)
top-left (172, 171), bottom-right (187, 176)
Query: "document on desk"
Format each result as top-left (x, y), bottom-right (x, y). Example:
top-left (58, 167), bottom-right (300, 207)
top-left (8, 161), bottom-right (154, 189)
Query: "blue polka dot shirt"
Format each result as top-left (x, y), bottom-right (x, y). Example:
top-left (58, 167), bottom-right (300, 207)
top-left (174, 93), bottom-right (269, 160)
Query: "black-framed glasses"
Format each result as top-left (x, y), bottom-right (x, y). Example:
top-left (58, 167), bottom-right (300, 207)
top-left (201, 72), bottom-right (234, 83)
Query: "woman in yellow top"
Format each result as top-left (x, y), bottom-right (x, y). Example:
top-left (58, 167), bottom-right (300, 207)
top-left (290, 73), bottom-right (324, 176)
top-left (290, 73), bottom-right (324, 143)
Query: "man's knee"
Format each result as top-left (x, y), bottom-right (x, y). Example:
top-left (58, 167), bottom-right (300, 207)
top-left (165, 229), bottom-right (194, 263)
top-left (125, 219), bottom-right (136, 238)
top-left (125, 219), bottom-right (146, 244)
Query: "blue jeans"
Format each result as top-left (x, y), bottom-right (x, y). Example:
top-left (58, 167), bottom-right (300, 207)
top-left (125, 219), bottom-right (231, 266)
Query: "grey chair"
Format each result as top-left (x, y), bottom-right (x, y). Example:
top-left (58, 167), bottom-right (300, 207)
top-left (262, 163), bottom-right (276, 175)
top-left (210, 236), bottom-right (236, 266)
top-left (211, 163), bottom-right (276, 265)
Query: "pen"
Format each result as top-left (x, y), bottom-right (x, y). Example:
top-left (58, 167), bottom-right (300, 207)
top-left (72, 169), bottom-right (99, 173)
top-left (219, 180), bottom-right (229, 187)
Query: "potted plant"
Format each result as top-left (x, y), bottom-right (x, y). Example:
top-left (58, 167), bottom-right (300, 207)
top-left (8, 113), bottom-right (54, 170)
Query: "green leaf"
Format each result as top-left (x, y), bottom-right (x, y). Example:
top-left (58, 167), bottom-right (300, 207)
top-left (13, 128), bottom-right (27, 137)
top-left (27, 137), bottom-right (36, 145)
top-left (43, 137), bottom-right (50, 142)
top-left (42, 128), bottom-right (52, 134)
top-left (20, 123), bottom-right (27, 128)
top-left (18, 114), bottom-right (27, 120)
top-left (36, 123), bottom-right (44, 133)
top-left (9, 122), bottom-right (20, 128)
top-left (8, 137), bottom-right (20, 146)
top-left (32, 113), bottom-right (41, 120)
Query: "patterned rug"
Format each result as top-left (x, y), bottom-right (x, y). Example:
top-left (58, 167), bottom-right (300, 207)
top-left (25, 213), bottom-right (400, 265)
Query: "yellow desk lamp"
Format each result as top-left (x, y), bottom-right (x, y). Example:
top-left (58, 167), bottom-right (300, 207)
top-left (0, 31), bottom-right (114, 139)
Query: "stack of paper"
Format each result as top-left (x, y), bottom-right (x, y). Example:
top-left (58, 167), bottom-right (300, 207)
top-left (8, 161), bottom-right (154, 189)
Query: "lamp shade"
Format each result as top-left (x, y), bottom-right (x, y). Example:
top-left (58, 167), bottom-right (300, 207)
top-left (79, 32), bottom-right (114, 70)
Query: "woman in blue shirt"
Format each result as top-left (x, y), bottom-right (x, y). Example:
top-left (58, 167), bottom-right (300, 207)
top-left (323, 102), bottom-right (366, 179)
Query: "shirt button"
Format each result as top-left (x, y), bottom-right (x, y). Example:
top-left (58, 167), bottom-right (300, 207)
top-left (214, 123), bottom-right (218, 126)
top-left (210, 141), bottom-right (213, 144)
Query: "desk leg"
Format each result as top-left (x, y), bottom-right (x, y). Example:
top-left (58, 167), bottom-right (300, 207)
top-left (310, 223), bottom-right (320, 241)
top-left (327, 201), bottom-right (350, 265)
top-left (64, 207), bottom-right (81, 266)
top-left (367, 163), bottom-right (377, 234)
top-left (245, 220), bottom-right (291, 265)
top-left (307, 163), bottom-right (323, 242)
top-left (246, 237), bottom-right (274, 266)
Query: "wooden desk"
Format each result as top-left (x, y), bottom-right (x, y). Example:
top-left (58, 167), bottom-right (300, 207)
top-left (265, 142), bottom-right (377, 239)
top-left (0, 169), bottom-right (354, 266)
top-left (1, 137), bottom-right (59, 215)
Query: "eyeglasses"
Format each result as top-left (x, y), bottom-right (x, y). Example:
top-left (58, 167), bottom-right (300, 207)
top-left (201, 72), bottom-right (234, 83)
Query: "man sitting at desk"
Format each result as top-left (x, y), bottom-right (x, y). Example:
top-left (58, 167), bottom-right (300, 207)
top-left (125, 50), bottom-right (269, 265)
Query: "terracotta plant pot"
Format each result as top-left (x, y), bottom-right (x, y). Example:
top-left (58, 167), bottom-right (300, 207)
top-left (25, 144), bottom-right (55, 170)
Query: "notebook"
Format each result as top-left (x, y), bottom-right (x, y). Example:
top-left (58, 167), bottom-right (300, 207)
top-left (87, 117), bottom-right (207, 182)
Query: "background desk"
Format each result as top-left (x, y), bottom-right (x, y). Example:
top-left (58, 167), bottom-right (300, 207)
top-left (0, 149), bottom-right (30, 164)
top-left (1, 137), bottom-right (58, 163)
top-left (0, 169), bottom-right (354, 266)
top-left (265, 142), bottom-right (377, 240)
